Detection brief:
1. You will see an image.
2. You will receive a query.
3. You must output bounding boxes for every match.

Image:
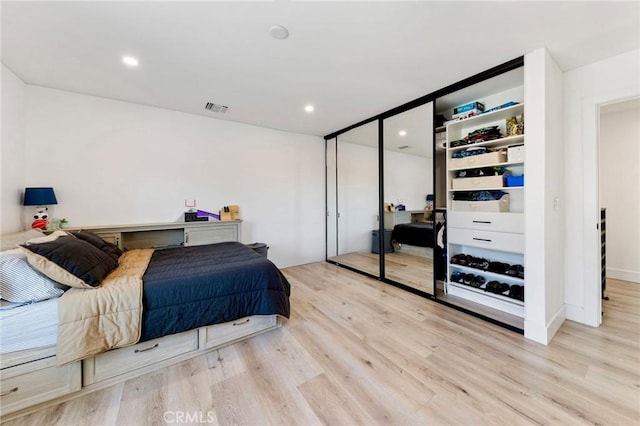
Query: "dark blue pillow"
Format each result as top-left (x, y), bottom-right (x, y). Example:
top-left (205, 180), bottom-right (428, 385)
top-left (71, 231), bottom-right (122, 262)
top-left (20, 236), bottom-right (118, 288)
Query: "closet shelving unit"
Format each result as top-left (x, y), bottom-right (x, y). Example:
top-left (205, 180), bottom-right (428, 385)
top-left (445, 103), bottom-right (526, 318)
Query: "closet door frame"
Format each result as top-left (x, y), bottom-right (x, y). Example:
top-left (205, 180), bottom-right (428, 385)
top-left (324, 56), bottom-right (525, 314)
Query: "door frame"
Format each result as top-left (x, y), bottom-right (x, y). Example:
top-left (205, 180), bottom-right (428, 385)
top-left (583, 89), bottom-right (639, 327)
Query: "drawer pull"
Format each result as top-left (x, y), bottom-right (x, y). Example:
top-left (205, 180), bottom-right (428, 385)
top-left (472, 220), bottom-right (492, 224)
top-left (473, 237), bottom-right (492, 242)
top-left (0, 387), bottom-right (18, 397)
top-left (233, 318), bottom-right (250, 326)
top-left (134, 343), bottom-right (159, 353)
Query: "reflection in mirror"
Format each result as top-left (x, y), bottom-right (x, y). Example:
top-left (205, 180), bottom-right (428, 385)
top-left (383, 102), bottom-right (435, 294)
top-left (326, 137), bottom-right (338, 259)
top-left (328, 121), bottom-right (380, 278)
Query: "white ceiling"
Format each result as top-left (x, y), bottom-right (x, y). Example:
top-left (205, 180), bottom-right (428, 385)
top-left (2, 1), bottom-right (639, 137)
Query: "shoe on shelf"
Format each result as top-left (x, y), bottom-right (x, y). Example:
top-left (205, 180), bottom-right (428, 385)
top-left (508, 284), bottom-right (525, 301)
top-left (485, 281), bottom-right (510, 294)
top-left (488, 261), bottom-right (510, 275)
top-left (451, 254), bottom-right (469, 266)
top-left (462, 273), bottom-right (475, 286)
top-left (468, 256), bottom-right (490, 270)
top-left (469, 275), bottom-right (486, 288)
top-left (451, 271), bottom-right (465, 283)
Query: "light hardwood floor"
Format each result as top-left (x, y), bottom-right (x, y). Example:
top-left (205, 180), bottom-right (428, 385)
top-left (329, 251), bottom-right (434, 294)
top-left (4, 263), bottom-right (639, 425)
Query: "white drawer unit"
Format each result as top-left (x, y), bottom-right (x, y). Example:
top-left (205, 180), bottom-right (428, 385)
top-left (448, 212), bottom-right (524, 234)
top-left (448, 227), bottom-right (524, 254)
top-left (0, 357), bottom-right (81, 415)
top-left (203, 315), bottom-right (278, 349)
top-left (184, 224), bottom-right (238, 246)
top-left (68, 221), bottom-right (242, 251)
top-left (84, 330), bottom-right (199, 384)
top-left (383, 211), bottom-right (411, 229)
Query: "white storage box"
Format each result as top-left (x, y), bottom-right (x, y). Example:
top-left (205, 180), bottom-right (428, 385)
top-left (450, 150), bottom-right (507, 169)
top-left (508, 145), bottom-right (525, 162)
top-left (451, 194), bottom-right (510, 212)
top-left (452, 174), bottom-right (504, 190)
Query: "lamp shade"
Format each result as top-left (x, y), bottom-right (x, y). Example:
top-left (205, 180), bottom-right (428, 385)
top-left (24, 187), bottom-right (58, 206)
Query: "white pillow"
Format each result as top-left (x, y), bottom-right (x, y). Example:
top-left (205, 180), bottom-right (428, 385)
top-left (25, 230), bottom-right (69, 245)
top-left (0, 249), bottom-right (64, 303)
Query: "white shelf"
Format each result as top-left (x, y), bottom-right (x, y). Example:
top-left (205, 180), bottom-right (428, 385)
top-left (448, 160), bottom-right (524, 172)
top-left (448, 263), bottom-right (525, 284)
top-left (448, 186), bottom-right (524, 192)
top-left (447, 282), bottom-right (524, 317)
top-left (448, 134), bottom-right (525, 152)
top-left (445, 103), bottom-right (524, 131)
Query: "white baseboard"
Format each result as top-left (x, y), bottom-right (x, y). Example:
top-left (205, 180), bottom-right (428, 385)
top-left (607, 267), bottom-right (640, 283)
top-left (564, 303), bottom-right (585, 323)
top-left (525, 306), bottom-right (566, 345)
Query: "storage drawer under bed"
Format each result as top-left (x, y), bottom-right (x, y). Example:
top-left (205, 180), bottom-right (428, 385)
top-left (203, 315), bottom-right (278, 349)
top-left (83, 329), bottom-right (199, 385)
top-left (0, 356), bottom-right (81, 415)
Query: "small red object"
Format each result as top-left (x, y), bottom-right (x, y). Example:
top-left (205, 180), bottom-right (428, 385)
top-left (32, 219), bottom-right (48, 230)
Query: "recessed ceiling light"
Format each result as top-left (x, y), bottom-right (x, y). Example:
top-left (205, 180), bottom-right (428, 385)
top-left (269, 25), bottom-right (289, 40)
top-left (304, 105), bottom-right (315, 113)
top-left (122, 56), bottom-right (139, 67)
top-left (398, 130), bottom-right (407, 136)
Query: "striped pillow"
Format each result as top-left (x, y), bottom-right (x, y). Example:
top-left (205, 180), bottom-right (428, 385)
top-left (0, 249), bottom-right (64, 303)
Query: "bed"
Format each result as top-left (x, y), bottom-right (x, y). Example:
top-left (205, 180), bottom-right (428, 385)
top-left (0, 228), bottom-right (290, 417)
top-left (390, 222), bottom-right (435, 248)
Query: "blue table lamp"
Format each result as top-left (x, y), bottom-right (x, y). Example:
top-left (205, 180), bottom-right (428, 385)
top-left (24, 187), bottom-right (57, 229)
top-left (425, 194), bottom-right (434, 211)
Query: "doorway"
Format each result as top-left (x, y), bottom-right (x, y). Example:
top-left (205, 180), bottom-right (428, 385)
top-left (598, 97), bottom-right (640, 310)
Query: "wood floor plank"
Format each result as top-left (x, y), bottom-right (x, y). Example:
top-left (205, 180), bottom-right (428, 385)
top-left (4, 263), bottom-right (639, 425)
top-left (298, 373), bottom-right (378, 426)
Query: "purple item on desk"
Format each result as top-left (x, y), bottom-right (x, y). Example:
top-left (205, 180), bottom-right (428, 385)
top-left (197, 209), bottom-right (220, 221)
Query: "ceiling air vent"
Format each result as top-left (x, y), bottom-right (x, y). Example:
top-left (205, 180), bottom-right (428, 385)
top-left (398, 145), bottom-right (410, 150)
top-left (204, 102), bottom-right (229, 114)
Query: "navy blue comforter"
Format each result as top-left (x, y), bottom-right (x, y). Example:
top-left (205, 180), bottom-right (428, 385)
top-left (391, 222), bottom-right (435, 248)
top-left (139, 242), bottom-right (291, 342)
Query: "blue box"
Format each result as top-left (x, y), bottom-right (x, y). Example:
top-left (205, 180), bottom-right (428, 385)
top-left (506, 175), bottom-right (524, 187)
top-left (454, 101), bottom-right (485, 115)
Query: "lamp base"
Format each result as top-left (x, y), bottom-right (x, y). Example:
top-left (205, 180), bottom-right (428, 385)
top-left (31, 206), bottom-right (49, 230)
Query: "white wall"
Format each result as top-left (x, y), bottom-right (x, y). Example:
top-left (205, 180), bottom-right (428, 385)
top-left (564, 49), bottom-right (640, 326)
top-left (335, 140), bottom-right (432, 254)
top-left (523, 49), bottom-right (565, 344)
top-left (337, 141), bottom-right (378, 254)
top-left (599, 101), bottom-right (640, 283)
top-left (19, 85), bottom-right (325, 268)
top-left (384, 150), bottom-right (432, 211)
top-left (1, 65), bottom-right (27, 233)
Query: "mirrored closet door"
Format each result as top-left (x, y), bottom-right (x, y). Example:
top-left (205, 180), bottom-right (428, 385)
top-left (327, 121), bottom-right (380, 278)
top-left (382, 103), bottom-right (435, 294)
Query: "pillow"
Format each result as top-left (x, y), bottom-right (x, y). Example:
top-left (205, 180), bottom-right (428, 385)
top-left (25, 230), bottom-right (69, 245)
top-left (19, 236), bottom-right (118, 288)
top-left (0, 229), bottom-right (44, 251)
top-left (70, 231), bottom-right (122, 262)
top-left (0, 249), bottom-right (64, 303)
